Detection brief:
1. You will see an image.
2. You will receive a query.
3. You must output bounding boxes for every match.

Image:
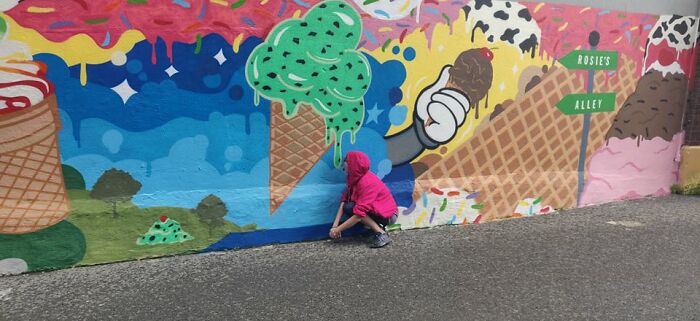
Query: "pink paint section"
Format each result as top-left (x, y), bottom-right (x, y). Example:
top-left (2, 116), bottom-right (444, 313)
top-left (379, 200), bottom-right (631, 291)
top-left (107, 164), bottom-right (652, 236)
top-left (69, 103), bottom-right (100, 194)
top-left (580, 133), bottom-right (684, 206)
top-left (6, 0), bottom-right (316, 55)
top-left (525, 2), bottom-right (652, 74)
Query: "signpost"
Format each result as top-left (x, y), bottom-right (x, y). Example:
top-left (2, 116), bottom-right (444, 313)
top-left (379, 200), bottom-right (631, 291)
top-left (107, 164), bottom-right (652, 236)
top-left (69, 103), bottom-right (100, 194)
top-left (557, 31), bottom-right (619, 206)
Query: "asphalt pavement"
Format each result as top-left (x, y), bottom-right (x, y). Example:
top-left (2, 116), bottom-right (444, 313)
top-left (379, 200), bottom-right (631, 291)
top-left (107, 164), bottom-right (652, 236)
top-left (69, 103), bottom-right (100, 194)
top-left (2, 195), bottom-right (700, 321)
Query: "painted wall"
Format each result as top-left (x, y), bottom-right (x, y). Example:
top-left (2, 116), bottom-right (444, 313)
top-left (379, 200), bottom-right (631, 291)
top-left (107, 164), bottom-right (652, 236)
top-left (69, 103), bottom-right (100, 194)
top-left (536, 0), bottom-right (700, 16)
top-left (0, 0), bottom-right (697, 275)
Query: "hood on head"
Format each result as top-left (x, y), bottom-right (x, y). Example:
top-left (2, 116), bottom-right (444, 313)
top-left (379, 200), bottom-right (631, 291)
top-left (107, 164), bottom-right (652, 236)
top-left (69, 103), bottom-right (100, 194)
top-left (345, 151), bottom-right (370, 186)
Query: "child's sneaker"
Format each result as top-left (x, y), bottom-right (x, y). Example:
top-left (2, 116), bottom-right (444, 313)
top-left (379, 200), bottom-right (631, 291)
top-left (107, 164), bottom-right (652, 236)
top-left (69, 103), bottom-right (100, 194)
top-left (369, 232), bottom-right (391, 248)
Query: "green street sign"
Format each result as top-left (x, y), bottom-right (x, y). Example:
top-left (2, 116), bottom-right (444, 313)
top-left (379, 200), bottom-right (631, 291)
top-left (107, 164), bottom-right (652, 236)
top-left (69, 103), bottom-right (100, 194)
top-left (559, 50), bottom-right (618, 70)
top-left (556, 93), bottom-right (616, 115)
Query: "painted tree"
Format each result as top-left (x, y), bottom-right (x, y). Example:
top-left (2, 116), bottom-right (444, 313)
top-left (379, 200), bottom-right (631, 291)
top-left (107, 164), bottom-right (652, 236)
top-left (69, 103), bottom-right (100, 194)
top-left (61, 164), bottom-right (86, 190)
top-left (90, 169), bottom-right (142, 218)
top-left (194, 194), bottom-right (228, 235)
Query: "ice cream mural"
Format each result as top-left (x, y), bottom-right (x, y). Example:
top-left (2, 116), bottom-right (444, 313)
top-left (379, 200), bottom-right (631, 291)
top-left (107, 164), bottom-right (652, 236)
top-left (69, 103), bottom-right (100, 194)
top-left (0, 0), bottom-right (698, 274)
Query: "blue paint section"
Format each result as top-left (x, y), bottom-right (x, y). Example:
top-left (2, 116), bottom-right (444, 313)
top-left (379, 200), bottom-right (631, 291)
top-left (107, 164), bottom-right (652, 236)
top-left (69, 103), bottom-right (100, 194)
top-left (204, 224), bottom-right (366, 251)
top-left (383, 163), bottom-right (415, 208)
top-left (292, 0), bottom-right (311, 8)
top-left (38, 32), bottom-right (408, 231)
top-left (101, 32), bottom-right (111, 47)
top-left (173, 0), bottom-right (191, 8)
top-left (361, 54), bottom-right (406, 136)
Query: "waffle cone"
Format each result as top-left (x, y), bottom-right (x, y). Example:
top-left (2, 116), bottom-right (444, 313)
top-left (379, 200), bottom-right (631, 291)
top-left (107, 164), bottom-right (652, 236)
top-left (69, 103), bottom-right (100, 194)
top-left (0, 95), bottom-right (71, 234)
top-left (269, 101), bottom-right (330, 214)
top-left (414, 56), bottom-right (637, 221)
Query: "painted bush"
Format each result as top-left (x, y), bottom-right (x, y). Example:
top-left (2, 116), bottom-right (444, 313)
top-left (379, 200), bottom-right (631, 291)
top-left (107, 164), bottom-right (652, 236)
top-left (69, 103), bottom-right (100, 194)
top-left (0, 0), bottom-right (697, 274)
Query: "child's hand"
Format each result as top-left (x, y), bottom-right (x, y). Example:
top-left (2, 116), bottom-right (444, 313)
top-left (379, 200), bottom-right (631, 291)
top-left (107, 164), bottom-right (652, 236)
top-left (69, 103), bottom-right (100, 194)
top-left (329, 227), bottom-right (341, 239)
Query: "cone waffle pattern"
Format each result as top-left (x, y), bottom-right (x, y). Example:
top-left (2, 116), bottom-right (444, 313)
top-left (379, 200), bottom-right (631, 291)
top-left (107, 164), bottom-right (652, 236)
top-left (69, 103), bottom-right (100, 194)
top-left (269, 102), bottom-right (330, 213)
top-left (414, 56), bottom-right (637, 221)
top-left (0, 96), bottom-right (70, 234)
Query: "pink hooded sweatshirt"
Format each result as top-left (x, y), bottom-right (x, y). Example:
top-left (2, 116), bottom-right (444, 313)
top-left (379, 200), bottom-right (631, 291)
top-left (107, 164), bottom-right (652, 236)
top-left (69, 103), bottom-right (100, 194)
top-left (340, 151), bottom-right (398, 218)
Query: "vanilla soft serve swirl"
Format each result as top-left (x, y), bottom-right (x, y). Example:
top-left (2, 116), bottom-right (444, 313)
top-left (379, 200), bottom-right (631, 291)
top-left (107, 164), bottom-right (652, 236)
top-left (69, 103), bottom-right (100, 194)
top-left (0, 15), bottom-right (52, 113)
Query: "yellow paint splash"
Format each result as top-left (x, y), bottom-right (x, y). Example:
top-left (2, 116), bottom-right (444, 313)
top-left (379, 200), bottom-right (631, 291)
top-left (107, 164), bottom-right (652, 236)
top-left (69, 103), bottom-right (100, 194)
top-left (456, 201), bottom-right (465, 218)
top-left (3, 14), bottom-right (144, 67)
top-left (534, 2), bottom-right (545, 13)
top-left (415, 210), bottom-right (428, 225)
top-left (27, 6), bottom-right (55, 13)
top-left (233, 33), bottom-right (245, 53)
top-left (558, 22), bottom-right (569, 31)
top-left (79, 62), bottom-right (87, 86)
top-left (210, 0), bottom-right (229, 6)
top-left (293, 9), bottom-right (302, 18)
top-left (579, 7), bottom-right (591, 14)
top-left (260, 0), bottom-right (270, 4)
top-left (400, 0), bottom-right (412, 13)
top-left (367, 10), bottom-right (550, 160)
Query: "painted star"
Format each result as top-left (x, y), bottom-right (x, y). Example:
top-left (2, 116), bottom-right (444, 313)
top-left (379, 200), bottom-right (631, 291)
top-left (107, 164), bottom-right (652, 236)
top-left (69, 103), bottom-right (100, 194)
top-left (165, 65), bottom-right (179, 77)
top-left (214, 49), bottom-right (227, 65)
top-left (366, 104), bottom-right (383, 124)
top-left (111, 79), bottom-right (137, 104)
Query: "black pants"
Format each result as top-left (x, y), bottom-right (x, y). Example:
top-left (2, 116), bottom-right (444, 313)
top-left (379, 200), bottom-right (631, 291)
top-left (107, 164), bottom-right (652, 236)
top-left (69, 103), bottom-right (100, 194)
top-left (343, 202), bottom-right (395, 227)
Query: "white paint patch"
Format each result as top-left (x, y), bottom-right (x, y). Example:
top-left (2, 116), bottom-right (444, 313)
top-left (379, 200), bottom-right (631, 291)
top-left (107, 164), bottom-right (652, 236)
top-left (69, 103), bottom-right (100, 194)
top-left (252, 56), bottom-right (259, 79)
top-left (273, 26), bottom-right (290, 46)
top-left (0, 0), bottom-right (20, 12)
top-left (288, 73), bottom-right (306, 81)
top-left (111, 51), bottom-right (127, 66)
top-left (111, 79), bottom-right (138, 104)
top-left (645, 61), bottom-right (685, 77)
top-left (0, 258), bottom-right (28, 276)
top-left (214, 49), bottom-right (227, 65)
top-left (607, 221), bottom-right (644, 227)
top-left (333, 12), bottom-right (355, 26)
top-left (165, 65), bottom-right (179, 77)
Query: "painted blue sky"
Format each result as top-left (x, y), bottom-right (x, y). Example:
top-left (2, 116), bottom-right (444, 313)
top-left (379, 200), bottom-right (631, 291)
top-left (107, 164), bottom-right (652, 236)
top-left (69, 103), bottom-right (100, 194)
top-left (40, 34), bottom-right (409, 229)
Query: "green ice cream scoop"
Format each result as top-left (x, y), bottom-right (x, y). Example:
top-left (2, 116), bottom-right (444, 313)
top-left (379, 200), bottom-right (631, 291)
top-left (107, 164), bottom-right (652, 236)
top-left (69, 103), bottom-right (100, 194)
top-left (0, 17), bottom-right (7, 40)
top-left (245, 1), bottom-right (371, 167)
